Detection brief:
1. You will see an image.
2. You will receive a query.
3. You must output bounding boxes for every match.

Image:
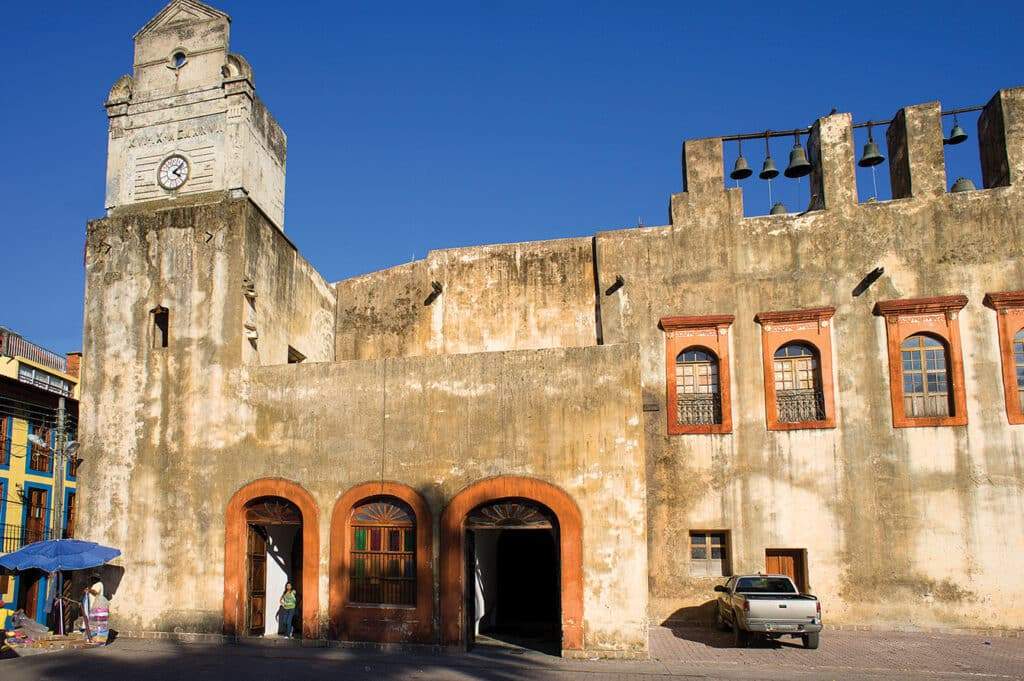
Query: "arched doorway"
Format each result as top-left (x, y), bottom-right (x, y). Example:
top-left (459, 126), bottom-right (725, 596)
top-left (441, 477), bottom-right (583, 655)
top-left (242, 497), bottom-right (302, 636)
top-left (224, 479), bottom-right (319, 639)
top-left (466, 499), bottom-right (560, 652)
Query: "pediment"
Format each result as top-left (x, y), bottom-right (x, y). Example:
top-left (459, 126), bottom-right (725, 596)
top-left (135, 0), bottom-right (230, 39)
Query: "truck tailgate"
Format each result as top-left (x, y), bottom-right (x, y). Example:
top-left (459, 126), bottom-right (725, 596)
top-left (746, 595), bottom-right (818, 621)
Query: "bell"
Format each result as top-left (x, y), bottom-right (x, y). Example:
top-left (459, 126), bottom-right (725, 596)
top-left (945, 120), bottom-right (968, 146)
top-left (759, 156), bottom-right (779, 180)
top-left (858, 126), bottom-right (885, 168)
top-left (950, 177), bottom-right (976, 193)
top-left (859, 140), bottom-right (884, 167)
top-left (784, 141), bottom-right (812, 178)
top-left (730, 155), bottom-right (753, 180)
top-left (770, 201), bottom-right (787, 215)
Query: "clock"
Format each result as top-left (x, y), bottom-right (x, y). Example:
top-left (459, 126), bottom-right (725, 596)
top-left (158, 155), bottom-right (190, 190)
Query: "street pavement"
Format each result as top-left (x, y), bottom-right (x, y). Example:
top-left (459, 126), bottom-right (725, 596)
top-left (2, 625), bottom-right (1021, 680)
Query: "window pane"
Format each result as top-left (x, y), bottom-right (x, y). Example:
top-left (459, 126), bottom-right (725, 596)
top-left (711, 546), bottom-right (723, 559)
top-left (354, 527), bottom-right (367, 550)
top-left (691, 546), bottom-right (707, 559)
top-left (404, 528), bottom-right (415, 551)
top-left (370, 527), bottom-right (381, 551)
top-left (388, 528), bottom-right (401, 552)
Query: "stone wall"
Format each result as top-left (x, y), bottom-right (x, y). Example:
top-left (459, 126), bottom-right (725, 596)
top-left (78, 195), bottom-right (647, 654)
top-left (335, 237), bottom-right (597, 360)
top-left (594, 89), bottom-right (1024, 629)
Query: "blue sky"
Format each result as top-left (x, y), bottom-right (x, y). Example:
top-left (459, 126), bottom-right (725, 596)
top-left (1, 0), bottom-right (1021, 353)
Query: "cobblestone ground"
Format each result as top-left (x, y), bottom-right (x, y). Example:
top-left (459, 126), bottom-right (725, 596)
top-left (2, 626), bottom-right (1022, 680)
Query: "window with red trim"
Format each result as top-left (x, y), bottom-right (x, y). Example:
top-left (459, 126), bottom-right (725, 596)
top-left (983, 292), bottom-right (1024, 424)
top-left (660, 316), bottom-right (734, 435)
top-left (755, 307), bottom-right (837, 431)
top-left (874, 295), bottom-right (968, 428)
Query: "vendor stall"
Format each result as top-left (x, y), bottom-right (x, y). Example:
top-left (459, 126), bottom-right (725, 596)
top-left (0, 539), bottom-right (120, 656)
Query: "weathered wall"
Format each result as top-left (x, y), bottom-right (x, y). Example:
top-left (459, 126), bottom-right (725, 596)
top-left (335, 237), bottom-right (597, 360)
top-left (595, 89), bottom-right (1024, 630)
top-left (78, 200), bottom-right (646, 652)
top-left (240, 205), bottom-right (335, 366)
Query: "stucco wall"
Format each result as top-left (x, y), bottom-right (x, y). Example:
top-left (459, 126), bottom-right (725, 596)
top-left (78, 199), bottom-right (646, 652)
top-left (79, 74), bottom-right (1024, 652)
top-left (335, 237), bottom-right (597, 360)
top-left (594, 90), bottom-right (1024, 629)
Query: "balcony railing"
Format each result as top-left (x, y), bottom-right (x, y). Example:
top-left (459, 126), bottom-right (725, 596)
top-left (1, 523), bottom-right (52, 554)
top-left (776, 388), bottom-right (826, 423)
top-left (677, 393), bottom-right (722, 426)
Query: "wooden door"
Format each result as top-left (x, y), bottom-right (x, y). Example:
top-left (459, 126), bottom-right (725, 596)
top-left (19, 570), bottom-right (43, 620)
top-left (26, 489), bottom-right (47, 544)
top-left (765, 549), bottom-right (807, 592)
top-left (246, 525), bottom-right (267, 635)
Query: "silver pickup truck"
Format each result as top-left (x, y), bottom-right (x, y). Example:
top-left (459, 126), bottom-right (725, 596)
top-left (713, 574), bottom-right (822, 648)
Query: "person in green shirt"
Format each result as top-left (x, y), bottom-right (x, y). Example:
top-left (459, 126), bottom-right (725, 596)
top-left (279, 583), bottom-right (297, 638)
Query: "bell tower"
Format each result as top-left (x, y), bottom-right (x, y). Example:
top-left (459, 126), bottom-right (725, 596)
top-left (104, 0), bottom-right (287, 229)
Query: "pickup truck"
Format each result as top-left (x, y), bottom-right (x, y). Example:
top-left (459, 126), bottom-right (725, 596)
top-left (713, 574), bottom-right (822, 649)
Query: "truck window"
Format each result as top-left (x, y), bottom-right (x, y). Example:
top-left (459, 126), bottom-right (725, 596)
top-left (736, 577), bottom-right (796, 593)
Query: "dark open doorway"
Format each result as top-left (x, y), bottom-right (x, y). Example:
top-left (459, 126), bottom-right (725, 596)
top-left (244, 497), bottom-right (303, 637)
top-left (465, 500), bottom-right (561, 655)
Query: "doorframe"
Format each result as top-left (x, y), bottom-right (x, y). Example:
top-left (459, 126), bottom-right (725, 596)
top-left (440, 476), bottom-right (583, 653)
top-left (223, 479), bottom-right (319, 638)
top-left (764, 548), bottom-right (809, 593)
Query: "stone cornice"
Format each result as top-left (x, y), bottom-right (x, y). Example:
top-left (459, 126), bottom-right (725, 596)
top-left (659, 314), bottom-right (735, 332)
top-left (754, 306), bottom-right (835, 325)
top-left (983, 290), bottom-right (1024, 311)
top-left (872, 295), bottom-right (968, 317)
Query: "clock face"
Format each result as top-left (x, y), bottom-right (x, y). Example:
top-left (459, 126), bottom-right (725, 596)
top-left (158, 155), bottom-right (189, 190)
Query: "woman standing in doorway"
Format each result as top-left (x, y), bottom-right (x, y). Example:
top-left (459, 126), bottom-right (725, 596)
top-left (279, 583), bottom-right (297, 638)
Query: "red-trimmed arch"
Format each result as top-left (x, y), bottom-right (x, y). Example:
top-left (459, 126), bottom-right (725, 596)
top-left (440, 476), bottom-right (583, 652)
top-left (223, 478), bottom-right (320, 638)
top-left (329, 481), bottom-right (434, 642)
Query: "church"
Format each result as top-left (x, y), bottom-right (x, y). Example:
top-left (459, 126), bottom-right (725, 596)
top-left (76, 0), bottom-right (1024, 657)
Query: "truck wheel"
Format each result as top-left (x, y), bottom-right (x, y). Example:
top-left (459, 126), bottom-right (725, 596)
top-left (733, 622), bottom-right (748, 648)
top-left (802, 632), bottom-right (820, 649)
top-left (715, 608), bottom-right (729, 632)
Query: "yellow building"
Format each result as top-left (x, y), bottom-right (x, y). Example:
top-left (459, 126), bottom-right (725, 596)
top-left (0, 327), bottom-right (80, 628)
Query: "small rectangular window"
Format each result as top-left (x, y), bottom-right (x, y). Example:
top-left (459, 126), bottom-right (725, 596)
top-left (287, 346), bottom-right (306, 364)
top-left (152, 307), bottom-right (169, 348)
top-left (0, 573), bottom-right (9, 595)
top-left (689, 531), bottom-right (729, 577)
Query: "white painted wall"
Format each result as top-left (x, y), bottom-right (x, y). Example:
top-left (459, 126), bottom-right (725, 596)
top-left (473, 530), bottom-right (501, 634)
top-left (263, 525), bottom-right (297, 636)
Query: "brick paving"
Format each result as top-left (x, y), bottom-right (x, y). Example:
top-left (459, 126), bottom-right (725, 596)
top-left (1, 626), bottom-right (1022, 680)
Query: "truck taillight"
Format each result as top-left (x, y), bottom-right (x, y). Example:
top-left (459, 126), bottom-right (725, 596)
top-left (816, 601), bottom-right (821, 616)
top-left (743, 600), bottom-right (750, 613)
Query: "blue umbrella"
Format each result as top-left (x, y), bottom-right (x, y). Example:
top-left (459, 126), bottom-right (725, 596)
top-left (0, 539), bottom-right (120, 572)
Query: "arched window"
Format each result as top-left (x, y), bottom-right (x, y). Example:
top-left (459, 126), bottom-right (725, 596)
top-left (350, 498), bottom-right (416, 606)
top-left (773, 343), bottom-right (825, 423)
top-left (901, 334), bottom-right (953, 418)
top-left (1014, 329), bottom-right (1024, 413)
top-left (675, 347), bottom-right (721, 425)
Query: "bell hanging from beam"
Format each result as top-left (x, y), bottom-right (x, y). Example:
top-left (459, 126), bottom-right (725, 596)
top-left (784, 132), bottom-right (812, 178)
top-left (759, 133), bottom-right (779, 179)
top-left (945, 115), bottom-right (968, 145)
top-left (730, 140), bottom-right (753, 180)
top-left (858, 123), bottom-right (885, 167)
top-left (950, 177), bottom-right (976, 192)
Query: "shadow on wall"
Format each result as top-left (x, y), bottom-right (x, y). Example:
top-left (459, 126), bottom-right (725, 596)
top-left (0, 638), bottom-right (560, 681)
